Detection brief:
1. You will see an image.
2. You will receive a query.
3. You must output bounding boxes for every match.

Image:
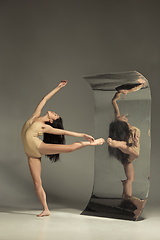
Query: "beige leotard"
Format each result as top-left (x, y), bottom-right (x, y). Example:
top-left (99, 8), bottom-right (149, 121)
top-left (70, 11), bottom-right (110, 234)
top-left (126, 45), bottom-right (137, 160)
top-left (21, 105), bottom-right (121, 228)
top-left (128, 126), bottom-right (140, 163)
top-left (21, 116), bottom-right (43, 158)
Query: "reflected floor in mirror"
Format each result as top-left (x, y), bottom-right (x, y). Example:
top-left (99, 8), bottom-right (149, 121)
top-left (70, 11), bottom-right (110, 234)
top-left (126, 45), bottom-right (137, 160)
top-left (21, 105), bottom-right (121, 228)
top-left (82, 71), bottom-right (151, 221)
top-left (0, 205), bottom-right (160, 240)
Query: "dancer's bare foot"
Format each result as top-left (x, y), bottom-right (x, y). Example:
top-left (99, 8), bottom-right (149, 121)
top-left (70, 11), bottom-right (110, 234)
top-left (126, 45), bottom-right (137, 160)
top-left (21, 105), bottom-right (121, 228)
top-left (107, 138), bottom-right (119, 148)
top-left (134, 198), bottom-right (147, 220)
top-left (90, 138), bottom-right (105, 146)
top-left (37, 209), bottom-right (50, 217)
top-left (122, 196), bottom-right (146, 221)
top-left (133, 200), bottom-right (144, 220)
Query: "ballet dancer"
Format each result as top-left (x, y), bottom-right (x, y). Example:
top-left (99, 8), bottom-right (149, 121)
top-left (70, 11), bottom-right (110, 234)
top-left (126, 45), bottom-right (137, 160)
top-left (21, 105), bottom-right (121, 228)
top-left (107, 91), bottom-right (147, 220)
top-left (107, 91), bottom-right (140, 199)
top-left (21, 80), bottom-right (105, 217)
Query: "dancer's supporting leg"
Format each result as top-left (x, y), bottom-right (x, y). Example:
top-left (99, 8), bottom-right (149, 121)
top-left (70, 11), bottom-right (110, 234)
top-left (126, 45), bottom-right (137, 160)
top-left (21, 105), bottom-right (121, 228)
top-left (107, 138), bottom-right (137, 198)
top-left (121, 162), bottom-right (135, 198)
top-left (28, 157), bottom-right (50, 217)
top-left (30, 138), bottom-right (104, 217)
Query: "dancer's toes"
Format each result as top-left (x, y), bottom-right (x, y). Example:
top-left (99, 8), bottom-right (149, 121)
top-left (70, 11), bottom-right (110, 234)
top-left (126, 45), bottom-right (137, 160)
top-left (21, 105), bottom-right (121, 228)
top-left (107, 138), bottom-right (116, 147)
top-left (98, 138), bottom-right (105, 145)
top-left (91, 138), bottom-right (105, 146)
top-left (107, 138), bottom-right (112, 145)
top-left (107, 138), bottom-right (115, 147)
top-left (37, 210), bottom-right (50, 217)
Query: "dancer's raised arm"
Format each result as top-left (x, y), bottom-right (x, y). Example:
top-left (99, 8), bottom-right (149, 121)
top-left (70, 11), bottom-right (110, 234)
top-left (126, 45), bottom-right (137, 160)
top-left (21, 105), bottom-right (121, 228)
top-left (32, 80), bottom-right (67, 118)
top-left (42, 124), bottom-right (94, 142)
top-left (126, 80), bottom-right (146, 94)
top-left (112, 92), bottom-right (121, 119)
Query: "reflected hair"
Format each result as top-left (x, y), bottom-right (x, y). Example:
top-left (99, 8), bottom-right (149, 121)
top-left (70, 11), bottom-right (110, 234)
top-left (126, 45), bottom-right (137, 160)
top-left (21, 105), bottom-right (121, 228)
top-left (108, 120), bottom-right (132, 164)
top-left (115, 83), bottom-right (141, 92)
top-left (43, 117), bottom-right (65, 163)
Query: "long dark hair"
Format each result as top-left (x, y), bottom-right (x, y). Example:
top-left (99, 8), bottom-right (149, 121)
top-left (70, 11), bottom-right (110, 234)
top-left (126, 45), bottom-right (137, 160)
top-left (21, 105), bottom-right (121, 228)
top-left (115, 83), bottom-right (141, 92)
top-left (43, 117), bottom-right (65, 163)
top-left (108, 120), bottom-right (132, 164)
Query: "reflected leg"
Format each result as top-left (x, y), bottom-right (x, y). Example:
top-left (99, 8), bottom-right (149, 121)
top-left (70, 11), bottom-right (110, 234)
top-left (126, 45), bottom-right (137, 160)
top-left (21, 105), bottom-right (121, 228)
top-left (121, 162), bottom-right (135, 198)
top-left (107, 138), bottom-right (136, 198)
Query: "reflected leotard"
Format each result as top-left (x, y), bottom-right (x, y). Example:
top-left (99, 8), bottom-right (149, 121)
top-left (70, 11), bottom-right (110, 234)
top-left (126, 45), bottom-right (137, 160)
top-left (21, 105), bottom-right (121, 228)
top-left (21, 116), bottom-right (43, 158)
top-left (128, 126), bottom-right (140, 163)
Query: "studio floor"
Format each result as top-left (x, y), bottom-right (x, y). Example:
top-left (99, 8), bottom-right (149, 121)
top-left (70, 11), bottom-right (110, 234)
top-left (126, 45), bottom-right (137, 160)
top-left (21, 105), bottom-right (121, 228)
top-left (0, 205), bottom-right (160, 240)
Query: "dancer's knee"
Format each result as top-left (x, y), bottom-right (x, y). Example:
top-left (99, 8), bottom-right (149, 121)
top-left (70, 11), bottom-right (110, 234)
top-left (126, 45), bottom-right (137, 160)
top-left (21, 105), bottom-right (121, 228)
top-left (34, 179), bottom-right (42, 192)
top-left (127, 175), bottom-right (135, 182)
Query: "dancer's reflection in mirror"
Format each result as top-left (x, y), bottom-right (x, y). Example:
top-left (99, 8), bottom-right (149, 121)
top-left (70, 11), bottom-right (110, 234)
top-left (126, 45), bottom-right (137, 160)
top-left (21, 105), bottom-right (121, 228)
top-left (21, 80), bottom-right (105, 217)
top-left (107, 80), bottom-right (147, 220)
top-left (107, 90), bottom-right (141, 199)
top-left (115, 78), bottom-right (146, 97)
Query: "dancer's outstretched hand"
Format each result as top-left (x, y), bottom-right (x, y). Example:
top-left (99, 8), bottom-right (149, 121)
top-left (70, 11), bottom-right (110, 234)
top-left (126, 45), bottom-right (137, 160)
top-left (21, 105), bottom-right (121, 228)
top-left (137, 78), bottom-right (146, 85)
top-left (84, 134), bottom-right (95, 143)
top-left (58, 80), bottom-right (68, 88)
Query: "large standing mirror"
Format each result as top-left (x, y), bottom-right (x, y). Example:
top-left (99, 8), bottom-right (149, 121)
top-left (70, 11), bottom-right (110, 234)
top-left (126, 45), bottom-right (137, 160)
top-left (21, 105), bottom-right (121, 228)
top-left (81, 71), bottom-right (151, 221)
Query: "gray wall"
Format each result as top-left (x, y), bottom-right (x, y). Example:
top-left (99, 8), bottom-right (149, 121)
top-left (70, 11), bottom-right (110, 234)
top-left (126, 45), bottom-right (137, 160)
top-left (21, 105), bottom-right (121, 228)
top-left (0, 0), bottom-right (159, 210)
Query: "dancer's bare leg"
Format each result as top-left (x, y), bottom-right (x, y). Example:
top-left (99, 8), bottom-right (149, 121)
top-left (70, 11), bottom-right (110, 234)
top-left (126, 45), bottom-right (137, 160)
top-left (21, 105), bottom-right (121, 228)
top-left (30, 138), bottom-right (104, 216)
top-left (107, 138), bottom-right (136, 198)
top-left (28, 157), bottom-right (50, 217)
top-left (39, 138), bottom-right (105, 155)
top-left (121, 162), bottom-right (135, 198)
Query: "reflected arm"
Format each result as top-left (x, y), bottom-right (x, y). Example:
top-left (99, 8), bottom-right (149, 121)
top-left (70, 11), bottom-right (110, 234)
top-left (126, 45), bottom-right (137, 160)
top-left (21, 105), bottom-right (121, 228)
top-left (127, 83), bottom-right (145, 93)
top-left (112, 92), bottom-right (121, 119)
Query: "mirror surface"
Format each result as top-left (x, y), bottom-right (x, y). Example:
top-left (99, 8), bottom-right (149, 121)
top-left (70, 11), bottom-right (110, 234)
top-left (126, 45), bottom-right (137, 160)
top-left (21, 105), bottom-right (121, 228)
top-left (81, 71), bottom-right (151, 221)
